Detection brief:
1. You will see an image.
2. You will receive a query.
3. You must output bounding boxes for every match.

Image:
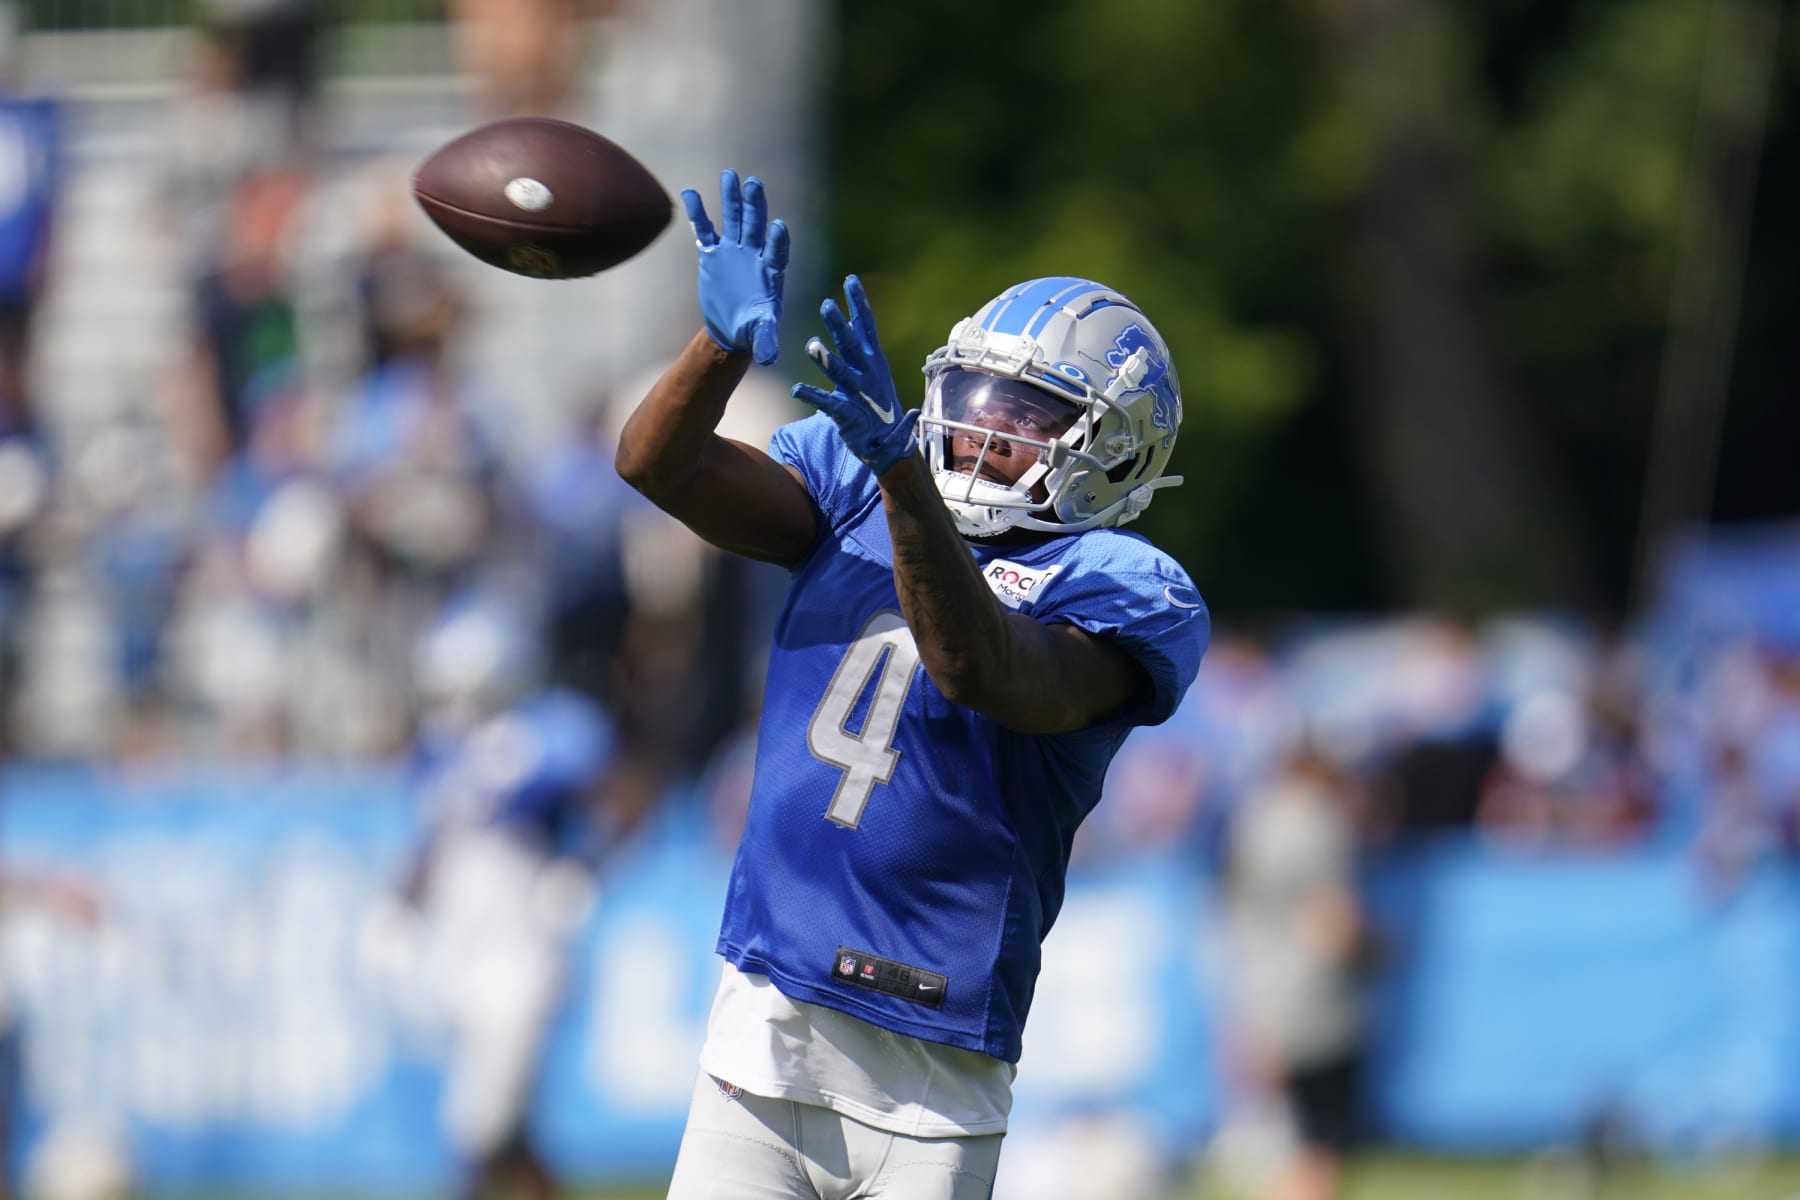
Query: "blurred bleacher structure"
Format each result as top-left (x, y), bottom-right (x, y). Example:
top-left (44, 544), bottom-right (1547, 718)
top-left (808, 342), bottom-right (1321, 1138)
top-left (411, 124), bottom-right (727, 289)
top-left (1, 4), bottom-right (1799, 1199)
top-left (2, 0), bottom-right (817, 766)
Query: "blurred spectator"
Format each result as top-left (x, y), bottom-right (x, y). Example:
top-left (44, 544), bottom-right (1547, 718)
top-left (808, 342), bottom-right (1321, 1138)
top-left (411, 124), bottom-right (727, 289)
top-left (1694, 739), bottom-right (1773, 896)
top-left (1692, 639), bottom-right (1800, 891)
top-left (0, 4), bottom-right (61, 746)
top-left (323, 247), bottom-right (530, 724)
top-left (0, 425), bottom-right (45, 749)
top-left (1355, 618), bottom-right (1498, 840)
top-left (86, 457), bottom-right (190, 752)
top-left (0, 378), bottom-right (48, 753)
top-left (153, 299), bottom-right (332, 760)
top-left (521, 388), bottom-right (640, 711)
top-left (2, 412), bottom-right (193, 762)
top-left (195, 0), bottom-right (322, 143)
top-left (1087, 632), bottom-right (1297, 866)
top-left (1222, 746), bottom-right (1371, 1200)
top-left (597, 364), bottom-right (794, 779)
top-left (0, 10), bottom-right (61, 437)
top-left (449, 0), bottom-right (620, 118)
top-left (1477, 645), bottom-right (1658, 851)
top-left (154, 22), bottom-right (294, 289)
top-left (156, 23), bottom-right (309, 489)
top-left (1718, 642), bottom-right (1800, 823)
top-left (181, 165), bottom-right (310, 486)
top-left (1751, 646), bottom-right (1800, 827)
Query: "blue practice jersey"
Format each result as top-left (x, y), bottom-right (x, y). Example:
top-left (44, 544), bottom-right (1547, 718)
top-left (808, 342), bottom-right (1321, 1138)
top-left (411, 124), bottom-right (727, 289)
top-left (716, 414), bottom-right (1210, 1062)
top-left (415, 687), bottom-right (617, 853)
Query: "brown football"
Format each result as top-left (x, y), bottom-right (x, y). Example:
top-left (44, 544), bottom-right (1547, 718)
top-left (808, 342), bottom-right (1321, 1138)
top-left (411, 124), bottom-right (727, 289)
top-left (413, 118), bottom-right (672, 279)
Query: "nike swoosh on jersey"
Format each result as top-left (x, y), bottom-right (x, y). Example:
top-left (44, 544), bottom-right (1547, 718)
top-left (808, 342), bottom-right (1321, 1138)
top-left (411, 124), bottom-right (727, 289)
top-left (1164, 586), bottom-right (1201, 610)
top-left (860, 392), bottom-right (896, 424)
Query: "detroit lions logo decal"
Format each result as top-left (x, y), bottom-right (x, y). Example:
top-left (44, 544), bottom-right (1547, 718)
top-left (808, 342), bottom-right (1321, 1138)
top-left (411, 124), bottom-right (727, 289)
top-left (1106, 324), bottom-right (1179, 433)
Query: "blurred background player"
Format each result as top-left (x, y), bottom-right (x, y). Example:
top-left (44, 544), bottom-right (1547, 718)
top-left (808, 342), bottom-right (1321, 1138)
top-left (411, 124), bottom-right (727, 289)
top-left (1223, 744), bottom-right (1372, 1200)
top-left (395, 600), bottom-right (650, 1200)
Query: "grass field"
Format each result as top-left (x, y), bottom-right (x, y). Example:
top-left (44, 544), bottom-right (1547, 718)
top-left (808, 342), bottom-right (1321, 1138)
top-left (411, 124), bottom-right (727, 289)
top-left (1305, 1154), bottom-right (1800, 1200)
top-left (576, 1154), bottom-right (1800, 1200)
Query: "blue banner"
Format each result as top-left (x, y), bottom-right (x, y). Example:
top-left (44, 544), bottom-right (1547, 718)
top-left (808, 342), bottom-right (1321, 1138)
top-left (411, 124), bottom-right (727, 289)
top-left (1365, 841), bottom-right (1800, 1151)
top-left (8, 768), bottom-right (1800, 1193)
top-left (0, 770), bottom-right (1222, 1193)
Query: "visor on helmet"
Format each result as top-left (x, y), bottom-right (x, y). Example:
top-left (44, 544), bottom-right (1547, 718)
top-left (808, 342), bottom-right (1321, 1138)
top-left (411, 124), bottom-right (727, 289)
top-left (926, 368), bottom-right (1082, 490)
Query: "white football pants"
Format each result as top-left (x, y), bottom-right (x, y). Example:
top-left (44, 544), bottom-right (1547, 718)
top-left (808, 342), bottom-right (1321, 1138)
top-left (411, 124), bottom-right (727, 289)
top-left (664, 1072), bottom-right (1002, 1200)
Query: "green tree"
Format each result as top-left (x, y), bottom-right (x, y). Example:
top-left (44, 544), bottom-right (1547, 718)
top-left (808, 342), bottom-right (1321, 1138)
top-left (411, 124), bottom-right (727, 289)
top-left (824, 0), bottom-right (1793, 619)
top-left (825, 0), bottom-right (1342, 612)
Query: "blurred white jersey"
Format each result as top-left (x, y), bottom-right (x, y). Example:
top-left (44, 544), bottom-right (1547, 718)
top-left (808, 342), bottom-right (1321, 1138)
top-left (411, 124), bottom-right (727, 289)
top-left (424, 825), bottom-right (586, 1156)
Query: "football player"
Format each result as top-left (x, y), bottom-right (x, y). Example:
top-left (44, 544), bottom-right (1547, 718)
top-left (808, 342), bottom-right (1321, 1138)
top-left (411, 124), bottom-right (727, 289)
top-left (398, 603), bottom-right (632, 1200)
top-left (615, 170), bottom-right (1210, 1199)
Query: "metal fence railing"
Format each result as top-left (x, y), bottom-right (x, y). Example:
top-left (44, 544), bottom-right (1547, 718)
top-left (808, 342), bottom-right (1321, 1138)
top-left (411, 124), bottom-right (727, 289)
top-left (17, 0), bottom-right (444, 31)
top-left (14, 1), bottom-right (460, 91)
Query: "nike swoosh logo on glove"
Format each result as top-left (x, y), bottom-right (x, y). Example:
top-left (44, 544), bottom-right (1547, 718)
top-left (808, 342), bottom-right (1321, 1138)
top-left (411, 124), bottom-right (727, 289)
top-left (860, 392), bottom-right (896, 424)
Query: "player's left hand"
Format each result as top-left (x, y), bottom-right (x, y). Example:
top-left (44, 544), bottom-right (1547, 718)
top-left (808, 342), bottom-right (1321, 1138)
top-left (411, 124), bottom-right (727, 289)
top-left (793, 274), bottom-right (920, 474)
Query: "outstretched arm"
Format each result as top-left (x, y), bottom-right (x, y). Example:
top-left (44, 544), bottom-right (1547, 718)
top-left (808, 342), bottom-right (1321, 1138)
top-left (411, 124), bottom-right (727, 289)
top-left (794, 277), bottom-right (1146, 733)
top-left (614, 170), bottom-right (816, 566)
top-left (616, 330), bottom-right (816, 564)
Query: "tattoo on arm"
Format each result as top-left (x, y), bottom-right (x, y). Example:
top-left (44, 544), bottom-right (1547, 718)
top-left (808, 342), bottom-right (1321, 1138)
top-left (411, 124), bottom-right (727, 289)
top-left (878, 455), bottom-right (1019, 708)
top-left (877, 455), bottom-right (1144, 731)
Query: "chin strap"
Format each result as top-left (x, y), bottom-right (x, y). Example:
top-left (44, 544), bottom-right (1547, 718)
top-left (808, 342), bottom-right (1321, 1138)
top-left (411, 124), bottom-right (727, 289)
top-left (942, 472), bottom-right (1187, 536)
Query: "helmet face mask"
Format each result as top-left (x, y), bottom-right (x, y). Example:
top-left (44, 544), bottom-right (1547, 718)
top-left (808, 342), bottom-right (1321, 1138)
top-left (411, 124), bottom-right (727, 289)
top-left (920, 277), bottom-right (1183, 538)
top-left (931, 369), bottom-right (1081, 500)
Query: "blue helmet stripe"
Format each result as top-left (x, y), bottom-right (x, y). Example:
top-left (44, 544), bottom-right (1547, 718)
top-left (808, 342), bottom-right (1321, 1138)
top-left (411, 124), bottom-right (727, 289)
top-left (981, 277), bottom-right (1091, 336)
top-left (978, 281), bottom-right (1035, 333)
top-left (1022, 280), bottom-right (1114, 339)
top-left (1073, 299), bottom-right (1132, 320)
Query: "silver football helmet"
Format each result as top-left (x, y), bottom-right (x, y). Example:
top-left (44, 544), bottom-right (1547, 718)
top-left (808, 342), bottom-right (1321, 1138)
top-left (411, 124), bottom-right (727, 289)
top-left (920, 277), bottom-right (1183, 537)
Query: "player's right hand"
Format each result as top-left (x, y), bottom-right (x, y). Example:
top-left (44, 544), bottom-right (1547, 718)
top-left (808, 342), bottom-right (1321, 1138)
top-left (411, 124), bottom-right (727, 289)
top-left (682, 169), bottom-right (790, 365)
top-left (793, 274), bottom-right (921, 475)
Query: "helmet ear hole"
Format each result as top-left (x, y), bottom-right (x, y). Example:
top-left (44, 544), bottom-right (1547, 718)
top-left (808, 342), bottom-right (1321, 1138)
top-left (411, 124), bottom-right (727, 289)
top-left (1106, 455), bottom-right (1142, 485)
top-left (1106, 448), bottom-right (1164, 486)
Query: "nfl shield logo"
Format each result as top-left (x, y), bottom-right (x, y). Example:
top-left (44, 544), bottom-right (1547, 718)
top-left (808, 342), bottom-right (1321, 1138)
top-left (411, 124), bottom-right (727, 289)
top-left (838, 955), bottom-right (856, 976)
top-left (506, 244), bottom-right (561, 278)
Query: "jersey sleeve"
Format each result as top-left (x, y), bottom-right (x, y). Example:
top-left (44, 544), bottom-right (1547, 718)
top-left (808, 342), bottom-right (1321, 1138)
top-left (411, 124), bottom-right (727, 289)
top-left (767, 412), bottom-right (876, 534)
top-left (1036, 544), bottom-right (1210, 728)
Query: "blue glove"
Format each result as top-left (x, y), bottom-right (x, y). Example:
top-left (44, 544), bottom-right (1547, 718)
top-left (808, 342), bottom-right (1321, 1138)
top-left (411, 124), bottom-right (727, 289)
top-left (680, 169), bottom-right (790, 365)
top-left (792, 274), bottom-right (920, 475)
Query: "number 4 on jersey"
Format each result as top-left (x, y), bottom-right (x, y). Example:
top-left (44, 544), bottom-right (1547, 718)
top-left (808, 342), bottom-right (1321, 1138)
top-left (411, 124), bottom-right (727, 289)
top-left (806, 611), bottom-right (922, 827)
